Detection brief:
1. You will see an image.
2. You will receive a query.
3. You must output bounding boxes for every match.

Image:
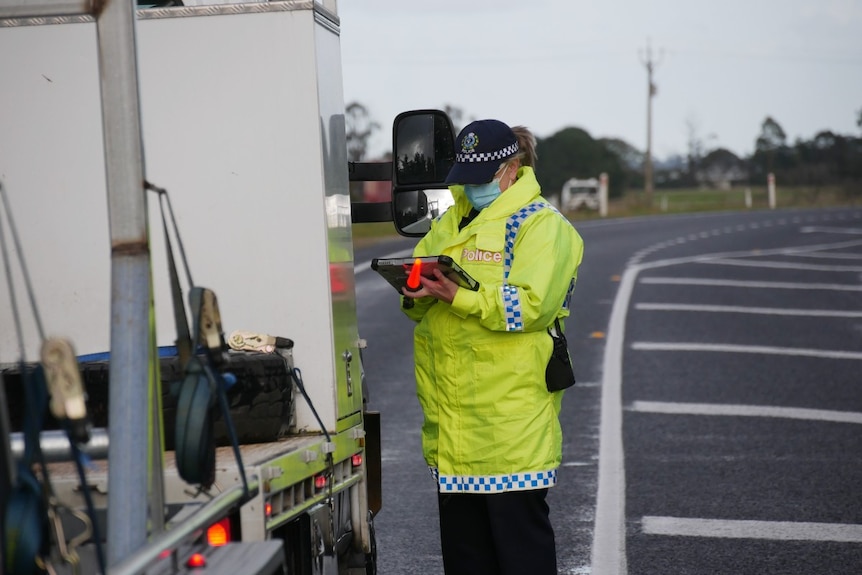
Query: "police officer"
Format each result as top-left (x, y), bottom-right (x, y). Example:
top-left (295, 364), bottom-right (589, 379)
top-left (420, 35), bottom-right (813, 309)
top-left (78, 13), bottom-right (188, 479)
top-left (401, 119), bottom-right (584, 575)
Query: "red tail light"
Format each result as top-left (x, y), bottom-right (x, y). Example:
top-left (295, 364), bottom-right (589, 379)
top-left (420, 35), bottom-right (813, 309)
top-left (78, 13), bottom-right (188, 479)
top-left (314, 474), bottom-right (327, 490)
top-left (207, 517), bottom-right (232, 547)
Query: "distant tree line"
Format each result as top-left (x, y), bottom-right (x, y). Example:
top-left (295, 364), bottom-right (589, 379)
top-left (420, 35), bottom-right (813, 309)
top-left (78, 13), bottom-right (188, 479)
top-left (533, 115), bottom-right (862, 201)
top-left (345, 101), bottom-right (862, 202)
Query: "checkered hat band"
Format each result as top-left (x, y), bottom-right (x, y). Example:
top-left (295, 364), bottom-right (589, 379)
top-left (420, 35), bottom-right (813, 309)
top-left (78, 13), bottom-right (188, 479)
top-left (456, 142), bottom-right (519, 163)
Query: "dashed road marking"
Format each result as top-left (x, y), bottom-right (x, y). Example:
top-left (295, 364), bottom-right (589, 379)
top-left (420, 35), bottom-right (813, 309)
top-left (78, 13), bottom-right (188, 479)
top-left (642, 516), bottom-right (862, 543)
top-left (801, 226), bottom-right (862, 235)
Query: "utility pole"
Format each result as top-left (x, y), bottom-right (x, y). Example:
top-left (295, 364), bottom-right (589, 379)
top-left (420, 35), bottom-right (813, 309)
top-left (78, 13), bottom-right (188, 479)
top-left (640, 40), bottom-right (661, 202)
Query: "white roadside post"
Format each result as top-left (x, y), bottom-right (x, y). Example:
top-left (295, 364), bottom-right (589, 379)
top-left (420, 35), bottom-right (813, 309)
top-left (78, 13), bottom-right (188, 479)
top-left (768, 173), bottom-right (776, 209)
top-left (599, 172), bottom-right (609, 218)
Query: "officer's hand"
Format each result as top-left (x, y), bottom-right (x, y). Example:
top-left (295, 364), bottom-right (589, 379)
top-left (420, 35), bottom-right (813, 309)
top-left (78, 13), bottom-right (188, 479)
top-left (401, 268), bottom-right (458, 304)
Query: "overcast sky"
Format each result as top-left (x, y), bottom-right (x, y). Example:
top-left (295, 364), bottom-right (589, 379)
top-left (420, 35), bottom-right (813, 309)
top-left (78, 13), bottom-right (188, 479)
top-left (339, 0), bottom-right (862, 162)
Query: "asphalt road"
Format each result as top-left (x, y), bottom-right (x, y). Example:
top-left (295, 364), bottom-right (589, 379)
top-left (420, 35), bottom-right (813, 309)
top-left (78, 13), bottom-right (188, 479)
top-left (353, 206), bottom-right (862, 575)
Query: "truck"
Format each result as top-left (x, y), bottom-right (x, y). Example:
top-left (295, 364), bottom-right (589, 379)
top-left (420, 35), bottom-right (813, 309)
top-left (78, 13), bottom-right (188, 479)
top-left (0, 1), bottom-right (455, 573)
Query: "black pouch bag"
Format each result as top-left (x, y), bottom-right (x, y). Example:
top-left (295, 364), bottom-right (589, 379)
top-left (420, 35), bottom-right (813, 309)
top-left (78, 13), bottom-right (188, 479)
top-left (545, 318), bottom-right (576, 392)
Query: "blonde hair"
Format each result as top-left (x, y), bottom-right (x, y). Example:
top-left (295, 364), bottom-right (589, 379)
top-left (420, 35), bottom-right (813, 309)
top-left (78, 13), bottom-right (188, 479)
top-left (511, 125), bottom-right (537, 168)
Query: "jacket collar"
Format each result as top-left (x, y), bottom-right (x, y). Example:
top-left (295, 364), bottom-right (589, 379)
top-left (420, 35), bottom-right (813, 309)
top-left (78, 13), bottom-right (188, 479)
top-left (447, 166), bottom-right (543, 226)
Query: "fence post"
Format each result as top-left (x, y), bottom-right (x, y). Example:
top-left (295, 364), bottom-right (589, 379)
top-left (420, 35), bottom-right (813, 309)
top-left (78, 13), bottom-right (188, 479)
top-left (745, 188), bottom-right (752, 208)
top-left (599, 173), bottom-right (609, 217)
top-left (767, 173), bottom-right (776, 209)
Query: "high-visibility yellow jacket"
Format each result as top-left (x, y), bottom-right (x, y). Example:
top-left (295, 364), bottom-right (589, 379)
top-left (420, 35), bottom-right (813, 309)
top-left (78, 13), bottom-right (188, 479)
top-left (402, 167), bottom-right (584, 493)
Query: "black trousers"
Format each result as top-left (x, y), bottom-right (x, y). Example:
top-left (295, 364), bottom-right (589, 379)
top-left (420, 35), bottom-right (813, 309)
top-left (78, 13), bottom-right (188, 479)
top-left (437, 489), bottom-right (557, 575)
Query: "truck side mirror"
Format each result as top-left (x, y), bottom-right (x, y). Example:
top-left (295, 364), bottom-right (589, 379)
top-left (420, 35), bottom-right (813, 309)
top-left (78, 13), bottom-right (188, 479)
top-left (390, 110), bottom-right (456, 237)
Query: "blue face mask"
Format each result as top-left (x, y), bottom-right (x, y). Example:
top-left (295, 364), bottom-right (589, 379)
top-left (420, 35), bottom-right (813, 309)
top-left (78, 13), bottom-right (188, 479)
top-left (464, 180), bottom-right (502, 211)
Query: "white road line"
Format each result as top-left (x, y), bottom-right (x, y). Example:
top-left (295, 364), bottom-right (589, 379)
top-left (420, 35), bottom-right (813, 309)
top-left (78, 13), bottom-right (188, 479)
top-left (631, 342), bottom-right (862, 361)
top-left (640, 277), bottom-right (862, 291)
top-left (592, 225), bottom-right (862, 574)
top-left (634, 303), bottom-right (862, 318)
top-left (801, 226), bottom-right (862, 235)
top-left (632, 237), bottom-right (862, 271)
top-left (641, 516), bottom-right (862, 543)
top-left (591, 266), bottom-right (640, 575)
top-left (700, 259), bottom-right (862, 272)
top-left (628, 401), bottom-right (862, 425)
top-left (790, 251), bottom-right (862, 260)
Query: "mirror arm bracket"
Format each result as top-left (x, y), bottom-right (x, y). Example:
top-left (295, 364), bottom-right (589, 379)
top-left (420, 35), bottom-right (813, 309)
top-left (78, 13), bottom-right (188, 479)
top-left (349, 162), bottom-right (393, 182)
top-left (351, 202), bottom-right (393, 223)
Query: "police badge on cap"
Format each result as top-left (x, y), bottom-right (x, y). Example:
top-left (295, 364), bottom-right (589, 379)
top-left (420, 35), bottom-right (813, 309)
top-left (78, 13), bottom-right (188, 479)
top-left (445, 119), bottom-right (519, 185)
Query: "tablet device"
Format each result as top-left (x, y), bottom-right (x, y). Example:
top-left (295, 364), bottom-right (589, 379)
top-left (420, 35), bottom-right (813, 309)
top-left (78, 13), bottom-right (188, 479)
top-left (371, 255), bottom-right (480, 292)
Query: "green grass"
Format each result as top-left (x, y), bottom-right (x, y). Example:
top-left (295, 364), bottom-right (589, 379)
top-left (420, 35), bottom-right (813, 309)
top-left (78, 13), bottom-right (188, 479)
top-left (567, 184), bottom-right (862, 221)
top-left (351, 221), bottom-right (401, 248)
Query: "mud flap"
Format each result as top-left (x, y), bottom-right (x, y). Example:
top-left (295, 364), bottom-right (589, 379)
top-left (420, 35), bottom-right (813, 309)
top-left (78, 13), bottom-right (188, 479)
top-left (363, 411), bottom-right (382, 516)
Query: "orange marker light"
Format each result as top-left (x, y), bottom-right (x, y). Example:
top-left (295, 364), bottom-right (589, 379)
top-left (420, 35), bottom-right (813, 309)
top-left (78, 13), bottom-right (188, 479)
top-left (406, 258), bottom-right (422, 290)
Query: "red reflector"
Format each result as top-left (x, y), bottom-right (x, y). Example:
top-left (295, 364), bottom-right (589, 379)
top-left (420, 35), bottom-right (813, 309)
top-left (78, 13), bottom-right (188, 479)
top-left (187, 553), bottom-right (207, 568)
top-left (351, 453), bottom-right (363, 467)
top-left (265, 501), bottom-right (272, 517)
top-left (207, 517), bottom-right (231, 547)
top-left (314, 474), bottom-right (327, 490)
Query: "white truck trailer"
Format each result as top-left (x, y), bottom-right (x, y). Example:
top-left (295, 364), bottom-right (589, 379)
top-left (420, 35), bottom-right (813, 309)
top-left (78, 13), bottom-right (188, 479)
top-left (0, 1), bottom-right (454, 573)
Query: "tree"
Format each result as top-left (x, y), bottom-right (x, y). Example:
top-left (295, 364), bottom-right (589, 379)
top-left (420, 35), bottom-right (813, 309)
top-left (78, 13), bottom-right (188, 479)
top-left (697, 148), bottom-right (747, 189)
top-left (535, 127), bottom-right (628, 201)
top-left (685, 116), bottom-right (717, 186)
top-left (600, 138), bottom-right (643, 171)
top-left (755, 116), bottom-right (787, 154)
top-left (443, 104), bottom-right (470, 135)
top-left (752, 116), bottom-right (794, 178)
top-left (345, 101), bottom-right (380, 162)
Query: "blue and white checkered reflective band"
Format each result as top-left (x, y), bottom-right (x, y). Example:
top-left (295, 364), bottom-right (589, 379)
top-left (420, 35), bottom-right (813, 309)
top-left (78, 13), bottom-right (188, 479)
top-left (501, 202), bottom-right (544, 331)
top-left (429, 467), bottom-right (558, 493)
top-left (563, 277), bottom-right (575, 310)
top-left (456, 142), bottom-right (519, 163)
top-left (501, 201), bottom-right (576, 329)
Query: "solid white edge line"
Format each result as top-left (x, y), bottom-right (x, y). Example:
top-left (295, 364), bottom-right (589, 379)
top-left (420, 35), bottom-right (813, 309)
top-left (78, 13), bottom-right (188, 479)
top-left (591, 265), bottom-right (641, 575)
top-left (629, 401), bottom-right (862, 425)
top-left (642, 516), bottom-right (862, 543)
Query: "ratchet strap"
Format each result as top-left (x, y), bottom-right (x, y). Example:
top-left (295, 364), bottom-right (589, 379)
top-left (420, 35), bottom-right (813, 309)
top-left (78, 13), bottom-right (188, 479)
top-left (151, 184), bottom-right (248, 495)
top-left (2, 181), bottom-right (104, 573)
top-left (4, 364), bottom-right (50, 575)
